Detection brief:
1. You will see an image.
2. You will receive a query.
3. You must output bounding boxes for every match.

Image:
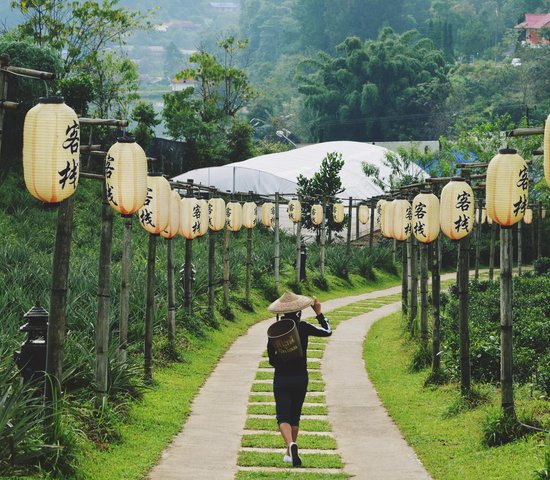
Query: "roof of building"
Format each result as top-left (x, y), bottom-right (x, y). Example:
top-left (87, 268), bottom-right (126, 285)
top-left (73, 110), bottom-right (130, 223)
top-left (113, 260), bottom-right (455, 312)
top-left (172, 141), bottom-right (427, 201)
top-left (515, 13), bottom-right (550, 29)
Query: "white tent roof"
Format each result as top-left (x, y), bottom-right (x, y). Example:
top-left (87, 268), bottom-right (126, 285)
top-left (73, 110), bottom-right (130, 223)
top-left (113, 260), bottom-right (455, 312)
top-left (173, 141), bottom-right (424, 200)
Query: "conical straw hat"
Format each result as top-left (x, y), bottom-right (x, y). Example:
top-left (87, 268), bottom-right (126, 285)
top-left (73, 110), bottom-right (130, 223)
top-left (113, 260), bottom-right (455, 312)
top-left (268, 291), bottom-right (313, 314)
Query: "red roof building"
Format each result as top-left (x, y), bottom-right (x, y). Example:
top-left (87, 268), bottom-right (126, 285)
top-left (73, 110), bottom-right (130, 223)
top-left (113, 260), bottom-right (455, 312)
top-left (514, 13), bottom-right (550, 45)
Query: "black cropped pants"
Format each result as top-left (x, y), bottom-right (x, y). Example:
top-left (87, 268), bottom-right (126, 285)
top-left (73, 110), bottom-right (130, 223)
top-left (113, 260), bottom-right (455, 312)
top-left (273, 374), bottom-right (308, 426)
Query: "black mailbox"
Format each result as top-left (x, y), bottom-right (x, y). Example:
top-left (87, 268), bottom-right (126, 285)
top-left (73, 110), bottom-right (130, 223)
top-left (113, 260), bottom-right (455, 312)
top-left (14, 304), bottom-right (48, 384)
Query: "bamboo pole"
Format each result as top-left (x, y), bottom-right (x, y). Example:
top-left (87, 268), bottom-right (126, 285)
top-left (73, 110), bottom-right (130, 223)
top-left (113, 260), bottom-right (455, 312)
top-left (208, 230), bottom-right (216, 320)
top-left (517, 221), bottom-right (523, 275)
top-left (184, 238), bottom-right (193, 314)
top-left (489, 222), bottom-right (496, 280)
top-left (401, 239), bottom-right (408, 316)
top-left (295, 195), bottom-right (302, 284)
top-left (274, 192), bottom-right (280, 290)
top-left (500, 227), bottom-right (515, 416)
top-left (355, 204), bottom-right (360, 240)
top-left (144, 234), bottom-right (156, 383)
top-left (537, 202), bottom-right (542, 259)
top-left (409, 236), bottom-right (418, 334)
top-left (166, 238), bottom-right (176, 351)
top-left (419, 242), bottom-right (429, 344)
top-left (320, 197), bottom-right (327, 277)
top-left (369, 201), bottom-right (375, 249)
top-left (0, 55), bottom-right (9, 162)
top-left (431, 237), bottom-right (441, 372)
top-left (223, 227), bottom-right (230, 306)
top-left (346, 196), bottom-right (352, 254)
top-left (458, 236), bottom-right (471, 394)
top-left (45, 197), bottom-right (75, 402)
top-left (119, 216), bottom-right (132, 362)
top-left (245, 227), bottom-right (252, 303)
top-left (393, 238), bottom-right (397, 264)
top-left (95, 185), bottom-right (114, 401)
top-left (475, 200), bottom-right (482, 281)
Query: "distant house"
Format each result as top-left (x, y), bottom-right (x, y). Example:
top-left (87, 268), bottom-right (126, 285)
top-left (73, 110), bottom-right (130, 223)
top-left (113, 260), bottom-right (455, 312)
top-left (210, 2), bottom-right (239, 12)
top-left (514, 13), bottom-right (550, 46)
top-left (154, 19), bottom-right (201, 32)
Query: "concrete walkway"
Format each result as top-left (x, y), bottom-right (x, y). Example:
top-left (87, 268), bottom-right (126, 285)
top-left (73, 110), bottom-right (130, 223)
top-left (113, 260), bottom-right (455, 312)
top-left (147, 284), bottom-right (411, 480)
top-left (323, 302), bottom-right (432, 479)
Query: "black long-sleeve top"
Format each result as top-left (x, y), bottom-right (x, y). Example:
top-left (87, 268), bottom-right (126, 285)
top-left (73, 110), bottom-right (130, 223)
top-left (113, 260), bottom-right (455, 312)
top-left (267, 314), bottom-right (332, 376)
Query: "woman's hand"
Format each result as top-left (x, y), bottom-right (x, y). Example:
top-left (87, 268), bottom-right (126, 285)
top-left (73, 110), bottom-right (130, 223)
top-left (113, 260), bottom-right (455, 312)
top-left (312, 297), bottom-right (322, 315)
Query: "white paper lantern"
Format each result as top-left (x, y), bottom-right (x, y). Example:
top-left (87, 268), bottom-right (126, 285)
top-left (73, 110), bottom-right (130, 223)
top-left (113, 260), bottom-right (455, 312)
top-left (23, 97), bottom-right (80, 203)
top-left (392, 199), bottom-right (412, 241)
top-left (287, 199), bottom-right (302, 223)
top-left (161, 190), bottom-right (181, 239)
top-left (208, 197), bottom-right (226, 231)
top-left (226, 202), bottom-right (243, 232)
top-left (198, 199), bottom-right (209, 236)
top-left (381, 200), bottom-right (394, 238)
top-left (523, 208), bottom-right (533, 225)
top-left (311, 203), bottom-right (323, 226)
top-left (376, 199), bottom-right (387, 230)
top-left (358, 204), bottom-right (370, 224)
top-left (544, 113), bottom-right (550, 187)
top-left (261, 202), bottom-right (275, 227)
top-left (333, 203), bottom-right (345, 223)
top-left (486, 148), bottom-right (528, 227)
top-left (180, 197), bottom-right (201, 240)
top-left (440, 178), bottom-right (475, 240)
top-left (243, 202), bottom-right (257, 229)
top-left (138, 174), bottom-right (171, 235)
top-left (412, 192), bottom-right (440, 244)
top-left (105, 137), bottom-right (147, 216)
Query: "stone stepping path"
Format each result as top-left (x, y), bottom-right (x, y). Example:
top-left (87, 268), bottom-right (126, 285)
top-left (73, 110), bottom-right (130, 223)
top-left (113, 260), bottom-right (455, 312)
top-left (235, 293), bottom-right (408, 479)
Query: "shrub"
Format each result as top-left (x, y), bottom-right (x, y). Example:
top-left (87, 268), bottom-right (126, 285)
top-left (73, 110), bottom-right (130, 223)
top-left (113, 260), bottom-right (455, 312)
top-left (312, 274), bottom-right (329, 291)
top-left (481, 407), bottom-right (538, 447)
top-left (533, 442), bottom-right (550, 479)
top-left (326, 244), bottom-right (351, 280)
top-left (534, 257), bottom-right (550, 276)
top-left (409, 342), bottom-right (432, 372)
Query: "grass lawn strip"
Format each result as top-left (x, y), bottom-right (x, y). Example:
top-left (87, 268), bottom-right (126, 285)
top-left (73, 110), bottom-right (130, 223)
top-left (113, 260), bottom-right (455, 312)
top-left (364, 311), bottom-right (545, 480)
top-left (242, 433), bottom-right (337, 449)
top-left (237, 451), bottom-right (343, 468)
top-left (236, 467), bottom-right (346, 476)
top-left (245, 418), bottom-right (332, 432)
top-left (249, 393), bottom-right (326, 403)
top-left (235, 472), bottom-right (348, 480)
top-left (248, 404), bottom-right (328, 415)
top-left (255, 370), bottom-right (323, 381)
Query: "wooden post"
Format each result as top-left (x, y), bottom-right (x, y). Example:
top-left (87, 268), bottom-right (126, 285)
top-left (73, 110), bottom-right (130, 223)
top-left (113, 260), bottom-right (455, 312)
top-left (419, 242), bottom-right (429, 344)
top-left (320, 197), bottom-right (327, 277)
top-left (369, 201), bottom-right (375, 249)
top-left (401, 239), bottom-right (408, 316)
top-left (517, 220), bottom-right (523, 276)
top-left (432, 237), bottom-right (441, 371)
top-left (45, 197), bottom-right (75, 402)
top-left (500, 227), bottom-right (515, 416)
top-left (0, 54), bottom-right (9, 162)
top-left (489, 222), bottom-right (496, 281)
top-left (223, 227), bottom-right (230, 306)
top-left (355, 204), bottom-right (360, 240)
top-left (144, 234), bottom-right (156, 383)
top-left (393, 238), bottom-right (397, 263)
top-left (274, 192), bottom-right (280, 290)
top-left (296, 195), bottom-right (302, 284)
top-left (475, 200), bottom-right (482, 281)
top-left (208, 230), bottom-right (216, 320)
top-left (409, 236), bottom-right (418, 334)
top-left (537, 202), bottom-right (542, 258)
top-left (346, 196), bottom-right (352, 253)
top-left (245, 227), bottom-right (252, 302)
top-left (184, 238), bottom-right (193, 314)
top-left (458, 236), bottom-right (471, 394)
top-left (119, 216), bottom-right (132, 362)
top-left (166, 238), bottom-right (176, 350)
top-left (407, 235), bottom-right (412, 300)
top-left (95, 185), bottom-right (114, 401)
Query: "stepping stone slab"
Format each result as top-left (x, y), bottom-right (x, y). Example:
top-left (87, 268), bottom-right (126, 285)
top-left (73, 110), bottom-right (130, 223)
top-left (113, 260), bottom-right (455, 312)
top-left (248, 404), bottom-right (328, 415)
top-left (259, 360), bottom-right (321, 369)
top-left (255, 371), bottom-right (323, 381)
top-left (235, 468), bottom-right (348, 478)
top-left (249, 394), bottom-right (326, 403)
top-left (237, 451), bottom-right (343, 468)
top-left (252, 381), bottom-right (325, 392)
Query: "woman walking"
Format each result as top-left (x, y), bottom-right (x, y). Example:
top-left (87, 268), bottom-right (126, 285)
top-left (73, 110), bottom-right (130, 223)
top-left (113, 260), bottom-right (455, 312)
top-left (267, 291), bottom-right (332, 467)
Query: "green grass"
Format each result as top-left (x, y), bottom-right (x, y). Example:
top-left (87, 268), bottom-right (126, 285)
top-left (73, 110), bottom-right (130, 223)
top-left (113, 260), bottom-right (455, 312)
top-left (248, 404), bottom-right (328, 416)
top-left (241, 433), bottom-right (337, 450)
top-left (364, 311), bottom-right (548, 480)
top-left (252, 381), bottom-right (325, 393)
top-left (255, 371), bottom-right (323, 381)
top-left (235, 472), bottom-right (348, 480)
top-left (258, 360), bottom-right (321, 370)
top-left (237, 451), bottom-right (343, 468)
top-left (245, 418), bottom-right (332, 432)
top-left (248, 394), bottom-right (326, 404)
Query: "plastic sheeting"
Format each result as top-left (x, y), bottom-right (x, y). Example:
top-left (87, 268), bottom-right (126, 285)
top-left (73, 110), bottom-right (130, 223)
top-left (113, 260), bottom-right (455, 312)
top-left (172, 141), bottom-right (426, 200)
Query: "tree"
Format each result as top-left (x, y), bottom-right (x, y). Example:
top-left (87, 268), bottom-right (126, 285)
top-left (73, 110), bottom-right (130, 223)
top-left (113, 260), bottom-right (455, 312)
top-left (296, 29), bottom-right (450, 142)
top-left (162, 37), bottom-right (257, 169)
top-left (164, 41), bottom-right (183, 82)
top-left (131, 101), bottom-right (160, 151)
top-left (296, 152), bottom-right (346, 237)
